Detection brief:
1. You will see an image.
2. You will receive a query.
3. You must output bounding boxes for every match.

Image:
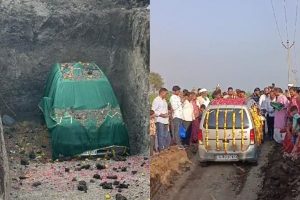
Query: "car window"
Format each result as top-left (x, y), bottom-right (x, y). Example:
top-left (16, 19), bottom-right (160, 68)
top-left (203, 108), bottom-right (249, 129)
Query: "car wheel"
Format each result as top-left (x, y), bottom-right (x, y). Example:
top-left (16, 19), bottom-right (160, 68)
top-left (199, 162), bottom-right (209, 167)
top-left (248, 160), bottom-right (258, 166)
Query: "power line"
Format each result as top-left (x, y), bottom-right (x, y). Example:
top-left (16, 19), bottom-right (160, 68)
top-left (283, 0), bottom-right (289, 41)
top-left (293, 0), bottom-right (299, 42)
top-left (270, 0), bottom-right (284, 43)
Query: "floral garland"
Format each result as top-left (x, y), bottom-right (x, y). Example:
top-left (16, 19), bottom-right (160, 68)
top-left (223, 110), bottom-right (228, 153)
top-left (205, 109), bottom-right (210, 150)
top-left (216, 108), bottom-right (220, 150)
top-left (241, 109), bottom-right (245, 151)
top-left (249, 106), bottom-right (263, 145)
top-left (232, 112), bottom-right (236, 151)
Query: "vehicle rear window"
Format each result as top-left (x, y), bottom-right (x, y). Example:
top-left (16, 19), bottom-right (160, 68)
top-left (203, 108), bottom-right (249, 129)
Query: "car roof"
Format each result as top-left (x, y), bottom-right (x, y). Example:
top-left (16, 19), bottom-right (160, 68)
top-left (206, 104), bottom-right (249, 109)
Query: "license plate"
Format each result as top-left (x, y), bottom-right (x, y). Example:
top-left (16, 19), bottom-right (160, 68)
top-left (215, 154), bottom-right (238, 161)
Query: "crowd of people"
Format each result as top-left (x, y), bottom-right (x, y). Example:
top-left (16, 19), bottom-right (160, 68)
top-left (150, 83), bottom-right (300, 160)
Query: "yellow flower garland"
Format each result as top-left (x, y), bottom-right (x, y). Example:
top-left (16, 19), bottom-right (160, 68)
top-left (232, 112), bottom-right (236, 151)
top-left (249, 107), bottom-right (263, 145)
top-left (216, 108), bottom-right (220, 150)
top-left (241, 109), bottom-right (244, 151)
top-left (223, 110), bottom-right (228, 153)
top-left (205, 109), bottom-right (210, 150)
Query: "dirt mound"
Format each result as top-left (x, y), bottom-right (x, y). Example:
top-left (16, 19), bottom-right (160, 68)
top-left (258, 144), bottom-right (300, 200)
top-left (150, 146), bottom-right (195, 198)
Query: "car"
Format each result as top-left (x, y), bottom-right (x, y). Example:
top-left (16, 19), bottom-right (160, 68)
top-left (198, 98), bottom-right (263, 165)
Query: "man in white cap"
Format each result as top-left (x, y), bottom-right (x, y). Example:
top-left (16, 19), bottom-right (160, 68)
top-left (197, 88), bottom-right (210, 108)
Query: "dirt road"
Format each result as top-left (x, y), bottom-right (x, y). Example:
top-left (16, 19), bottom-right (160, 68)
top-left (152, 142), bottom-right (274, 200)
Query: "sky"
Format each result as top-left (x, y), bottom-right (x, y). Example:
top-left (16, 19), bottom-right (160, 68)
top-left (150, 0), bottom-right (300, 92)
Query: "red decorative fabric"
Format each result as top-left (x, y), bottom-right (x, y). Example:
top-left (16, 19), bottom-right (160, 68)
top-left (210, 98), bottom-right (246, 106)
top-left (283, 132), bottom-right (294, 153)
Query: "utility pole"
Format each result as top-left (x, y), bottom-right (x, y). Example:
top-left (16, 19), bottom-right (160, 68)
top-left (282, 40), bottom-right (295, 85)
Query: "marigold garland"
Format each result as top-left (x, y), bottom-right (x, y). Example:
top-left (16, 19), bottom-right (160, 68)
top-left (249, 106), bottom-right (263, 145)
top-left (232, 112), bottom-right (236, 151)
top-left (241, 109), bottom-right (245, 151)
top-left (216, 108), bottom-right (220, 150)
top-left (205, 109), bottom-right (210, 150)
top-left (223, 110), bottom-right (228, 153)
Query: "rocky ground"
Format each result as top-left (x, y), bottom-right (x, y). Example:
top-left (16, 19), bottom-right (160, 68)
top-left (4, 120), bottom-right (149, 200)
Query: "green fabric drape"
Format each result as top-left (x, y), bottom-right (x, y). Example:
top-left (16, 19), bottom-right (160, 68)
top-left (39, 62), bottom-right (129, 159)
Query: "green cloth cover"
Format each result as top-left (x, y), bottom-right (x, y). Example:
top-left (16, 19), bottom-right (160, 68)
top-left (39, 62), bottom-right (129, 159)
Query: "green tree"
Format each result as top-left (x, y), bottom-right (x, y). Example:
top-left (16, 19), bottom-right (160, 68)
top-left (149, 72), bottom-right (164, 93)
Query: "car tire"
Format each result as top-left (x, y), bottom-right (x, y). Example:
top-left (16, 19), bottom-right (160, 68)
top-left (199, 162), bottom-right (209, 167)
top-left (248, 160), bottom-right (258, 166)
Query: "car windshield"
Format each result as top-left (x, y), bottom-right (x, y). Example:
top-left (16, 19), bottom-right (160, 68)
top-left (203, 108), bottom-right (249, 129)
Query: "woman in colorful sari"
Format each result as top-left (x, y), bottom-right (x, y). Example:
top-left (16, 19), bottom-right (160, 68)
top-left (190, 92), bottom-right (200, 144)
top-left (288, 87), bottom-right (300, 115)
top-left (283, 88), bottom-right (300, 156)
top-left (273, 87), bottom-right (289, 143)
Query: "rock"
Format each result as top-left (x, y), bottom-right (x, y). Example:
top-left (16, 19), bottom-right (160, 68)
top-left (20, 159), bottom-right (29, 166)
top-left (78, 181), bottom-right (86, 185)
top-left (78, 181), bottom-right (88, 193)
top-left (113, 181), bottom-right (120, 185)
top-left (121, 167), bottom-right (127, 172)
top-left (90, 179), bottom-right (95, 183)
top-left (96, 163), bottom-right (106, 170)
top-left (75, 167), bottom-right (82, 171)
top-left (32, 181), bottom-right (41, 187)
top-left (81, 164), bottom-right (90, 170)
top-left (101, 182), bottom-right (113, 189)
top-left (19, 176), bottom-right (27, 180)
top-left (131, 171), bottom-right (137, 175)
top-left (141, 162), bottom-right (146, 167)
top-left (118, 188), bottom-right (122, 193)
top-left (113, 167), bottom-right (118, 171)
top-left (2, 115), bottom-right (15, 126)
top-left (28, 151), bottom-right (36, 160)
top-left (117, 183), bottom-right (129, 189)
top-left (144, 157), bottom-right (148, 160)
top-left (72, 177), bottom-right (77, 182)
top-left (41, 145), bottom-right (47, 148)
top-left (93, 174), bottom-right (101, 179)
top-left (107, 175), bottom-right (118, 179)
top-left (65, 168), bottom-right (70, 173)
top-left (116, 193), bottom-right (128, 200)
top-left (77, 181), bottom-right (88, 192)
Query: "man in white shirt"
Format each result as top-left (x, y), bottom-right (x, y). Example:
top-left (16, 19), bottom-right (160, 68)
top-left (197, 88), bottom-right (210, 108)
top-left (259, 87), bottom-right (270, 114)
top-left (152, 88), bottom-right (169, 151)
top-left (169, 86), bottom-right (183, 146)
top-left (259, 87), bottom-right (270, 137)
top-left (182, 92), bottom-right (195, 145)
